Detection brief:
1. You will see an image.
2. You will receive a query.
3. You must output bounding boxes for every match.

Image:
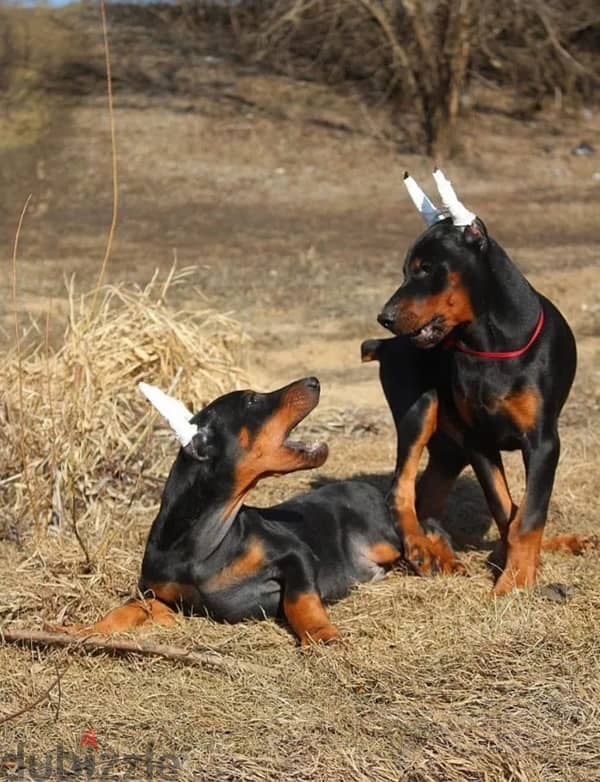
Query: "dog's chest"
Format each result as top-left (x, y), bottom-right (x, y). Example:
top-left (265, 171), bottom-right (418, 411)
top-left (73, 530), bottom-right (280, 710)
top-left (446, 372), bottom-right (539, 446)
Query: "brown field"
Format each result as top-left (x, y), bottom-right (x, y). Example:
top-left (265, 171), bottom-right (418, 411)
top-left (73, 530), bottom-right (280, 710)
top-left (1, 5), bottom-right (600, 781)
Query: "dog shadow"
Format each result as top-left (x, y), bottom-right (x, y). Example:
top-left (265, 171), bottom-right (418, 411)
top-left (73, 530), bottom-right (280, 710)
top-left (310, 472), bottom-right (494, 552)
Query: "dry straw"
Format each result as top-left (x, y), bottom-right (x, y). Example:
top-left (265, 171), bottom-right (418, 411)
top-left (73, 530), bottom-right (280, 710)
top-left (0, 267), bottom-right (247, 548)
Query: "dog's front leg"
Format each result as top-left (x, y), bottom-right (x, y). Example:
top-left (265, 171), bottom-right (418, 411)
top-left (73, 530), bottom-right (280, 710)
top-left (493, 431), bottom-right (560, 595)
top-left (390, 391), bottom-right (465, 575)
top-left (277, 551), bottom-right (340, 646)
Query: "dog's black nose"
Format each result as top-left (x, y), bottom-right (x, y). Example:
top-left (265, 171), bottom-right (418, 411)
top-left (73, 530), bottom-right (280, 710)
top-left (305, 376), bottom-right (320, 390)
top-left (377, 311), bottom-right (395, 330)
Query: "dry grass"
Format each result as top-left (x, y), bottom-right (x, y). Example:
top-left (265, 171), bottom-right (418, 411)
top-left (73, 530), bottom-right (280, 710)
top-left (1, 401), bottom-right (599, 781)
top-left (1, 14), bottom-right (599, 778)
top-left (0, 249), bottom-right (599, 782)
top-left (0, 267), bottom-right (246, 549)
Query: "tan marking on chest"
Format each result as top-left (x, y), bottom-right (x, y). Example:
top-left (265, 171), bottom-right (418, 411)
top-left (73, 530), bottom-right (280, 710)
top-left (499, 388), bottom-right (540, 432)
top-left (204, 539), bottom-right (265, 592)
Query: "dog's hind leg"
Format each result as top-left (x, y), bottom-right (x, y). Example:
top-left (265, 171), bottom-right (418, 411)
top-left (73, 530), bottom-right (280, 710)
top-left (492, 431), bottom-right (562, 595)
top-left (469, 448), bottom-right (517, 577)
top-left (471, 448), bottom-right (596, 582)
top-left (417, 431), bottom-right (468, 521)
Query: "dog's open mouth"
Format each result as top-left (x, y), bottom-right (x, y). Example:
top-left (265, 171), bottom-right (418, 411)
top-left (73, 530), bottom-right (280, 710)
top-left (283, 412), bottom-right (328, 465)
top-left (408, 316), bottom-right (448, 348)
top-left (280, 389), bottom-right (328, 466)
top-left (283, 436), bottom-right (328, 463)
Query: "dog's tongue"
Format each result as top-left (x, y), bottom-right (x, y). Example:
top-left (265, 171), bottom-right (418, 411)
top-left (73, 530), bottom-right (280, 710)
top-left (284, 438), bottom-right (326, 456)
top-left (411, 320), bottom-right (443, 348)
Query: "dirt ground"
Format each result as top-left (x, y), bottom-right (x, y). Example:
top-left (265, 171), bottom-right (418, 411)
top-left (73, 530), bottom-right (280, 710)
top-left (1, 8), bottom-right (600, 781)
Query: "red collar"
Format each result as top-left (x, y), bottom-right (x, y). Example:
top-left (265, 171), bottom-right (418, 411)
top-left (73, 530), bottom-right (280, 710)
top-left (443, 306), bottom-right (545, 360)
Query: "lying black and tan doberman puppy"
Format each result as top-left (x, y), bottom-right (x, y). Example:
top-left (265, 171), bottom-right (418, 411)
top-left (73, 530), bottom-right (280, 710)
top-left (362, 169), bottom-right (595, 594)
top-left (58, 378), bottom-right (408, 645)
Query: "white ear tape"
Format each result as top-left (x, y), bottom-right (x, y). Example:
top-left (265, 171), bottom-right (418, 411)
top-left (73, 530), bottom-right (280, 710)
top-left (432, 168), bottom-right (477, 227)
top-left (139, 382), bottom-right (197, 447)
top-left (403, 172), bottom-right (443, 226)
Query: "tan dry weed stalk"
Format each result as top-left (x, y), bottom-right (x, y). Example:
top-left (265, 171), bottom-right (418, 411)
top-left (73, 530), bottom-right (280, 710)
top-left (0, 269), bottom-right (246, 548)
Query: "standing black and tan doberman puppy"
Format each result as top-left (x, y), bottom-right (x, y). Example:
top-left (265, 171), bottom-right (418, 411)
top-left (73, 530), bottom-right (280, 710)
top-left (58, 378), bottom-right (404, 645)
top-left (362, 169), bottom-right (593, 595)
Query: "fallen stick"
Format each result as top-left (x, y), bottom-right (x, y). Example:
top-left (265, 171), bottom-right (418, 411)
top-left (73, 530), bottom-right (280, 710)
top-left (1, 629), bottom-right (272, 677)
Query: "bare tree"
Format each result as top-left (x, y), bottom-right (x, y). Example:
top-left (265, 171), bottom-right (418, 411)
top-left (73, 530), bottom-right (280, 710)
top-left (233, 0), bottom-right (473, 157)
top-left (231, 0), bottom-right (598, 158)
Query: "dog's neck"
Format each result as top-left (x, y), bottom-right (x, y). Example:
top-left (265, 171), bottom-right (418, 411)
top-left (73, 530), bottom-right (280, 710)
top-left (145, 452), bottom-right (243, 560)
top-left (455, 238), bottom-right (541, 354)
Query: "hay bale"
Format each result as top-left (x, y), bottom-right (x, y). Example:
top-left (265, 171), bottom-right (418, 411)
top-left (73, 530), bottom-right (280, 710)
top-left (0, 268), bottom-right (247, 541)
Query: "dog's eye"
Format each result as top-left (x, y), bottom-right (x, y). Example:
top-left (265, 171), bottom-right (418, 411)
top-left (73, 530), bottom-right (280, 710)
top-left (246, 393), bottom-right (259, 408)
top-left (419, 262), bottom-right (432, 276)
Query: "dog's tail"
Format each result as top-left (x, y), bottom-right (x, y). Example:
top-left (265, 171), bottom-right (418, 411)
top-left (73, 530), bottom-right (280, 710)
top-left (361, 338), bottom-right (385, 363)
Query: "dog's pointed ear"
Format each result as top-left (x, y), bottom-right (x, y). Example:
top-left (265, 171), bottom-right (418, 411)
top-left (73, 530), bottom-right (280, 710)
top-left (139, 382), bottom-right (197, 447)
top-left (464, 218), bottom-right (489, 252)
top-left (182, 429), bottom-right (211, 462)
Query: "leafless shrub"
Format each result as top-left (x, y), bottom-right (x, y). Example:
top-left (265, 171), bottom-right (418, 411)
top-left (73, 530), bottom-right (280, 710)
top-left (229, 0), bottom-right (599, 157)
top-left (475, 0), bottom-right (599, 106)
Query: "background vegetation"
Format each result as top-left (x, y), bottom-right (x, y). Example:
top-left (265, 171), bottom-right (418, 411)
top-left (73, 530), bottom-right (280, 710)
top-left (1, 0), bottom-right (599, 157)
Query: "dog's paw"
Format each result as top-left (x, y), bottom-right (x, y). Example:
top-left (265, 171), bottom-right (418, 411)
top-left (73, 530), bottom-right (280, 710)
top-left (301, 623), bottom-right (341, 647)
top-left (542, 534), bottom-right (599, 556)
top-left (492, 566), bottom-right (538, 596)
top-left (404, 532), bottom-right (466, 576)
top-left (43, 622), bottom-right (90, 637)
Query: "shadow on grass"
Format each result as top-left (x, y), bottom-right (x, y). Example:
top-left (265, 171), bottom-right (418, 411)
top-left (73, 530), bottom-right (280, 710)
top-left (310, 472), bottom-right (493, 552)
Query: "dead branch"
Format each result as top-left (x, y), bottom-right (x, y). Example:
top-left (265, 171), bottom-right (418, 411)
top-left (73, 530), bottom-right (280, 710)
top-left (1, 628), bottom-right (274, 677)
top-left (352, 0), bottom-right (415, 92)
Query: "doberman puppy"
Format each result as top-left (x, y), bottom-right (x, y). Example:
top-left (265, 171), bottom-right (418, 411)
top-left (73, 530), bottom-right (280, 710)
top-left (59, 378), bottom-right (404, 645)
top-left (362, 170), bottom-right (593, 595)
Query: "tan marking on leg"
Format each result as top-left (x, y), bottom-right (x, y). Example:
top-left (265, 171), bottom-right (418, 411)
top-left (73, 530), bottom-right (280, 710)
top-left (393, 400), bottom-right (463, 575)
top-left (491, 465), bottom-right (515, 532)
top-left (394, 399), bottom-right (439, 540)
top-left (493, 518), bottom-right (543, 596)
top-left (424, 534), bottom-right (467, 575)
top-left (283, 593), bottom-right (339, 647)
top-left (56, 599), bottom-right (177, 637)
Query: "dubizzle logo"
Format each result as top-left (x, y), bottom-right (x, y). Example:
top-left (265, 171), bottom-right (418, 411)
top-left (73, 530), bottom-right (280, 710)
top-left (80, 728), bottom-right (99, 752)
top-left (1, 737), bottom-right (182, 779)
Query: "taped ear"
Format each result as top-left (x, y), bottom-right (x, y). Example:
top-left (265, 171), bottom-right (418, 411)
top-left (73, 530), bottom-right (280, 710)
top-left (432, 168), bottom-right (476, 227)
top-left (464, 218), bottom-right (489, 252)
top-left (139, 382), bottom-right (197, 447)
top-left (182, 424), bottom-right (211, 462)
top-left (403, 172), bottom-right (443, 226)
